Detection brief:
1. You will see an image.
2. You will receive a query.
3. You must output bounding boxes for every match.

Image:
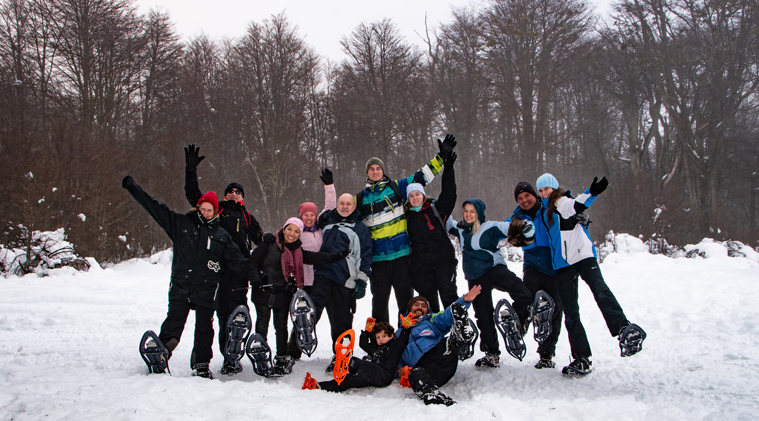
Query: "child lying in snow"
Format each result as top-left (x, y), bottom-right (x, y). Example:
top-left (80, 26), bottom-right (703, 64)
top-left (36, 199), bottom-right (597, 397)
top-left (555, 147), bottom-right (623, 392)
top-left (303, 317), bottom-right (413, 391)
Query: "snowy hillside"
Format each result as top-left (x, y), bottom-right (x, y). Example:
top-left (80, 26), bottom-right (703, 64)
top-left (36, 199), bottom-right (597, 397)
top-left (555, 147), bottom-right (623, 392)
top-left (1, 244), bottom-right (758, 420)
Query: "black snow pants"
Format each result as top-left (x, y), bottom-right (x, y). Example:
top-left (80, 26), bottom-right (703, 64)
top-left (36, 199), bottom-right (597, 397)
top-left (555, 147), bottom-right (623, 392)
top-left (522, 265), bottom-right (563, 358)
top-left (409, 259), bottom-right (458, 314)
top-left (319, 357), bottom-right (394, 392)
top-left (556, 257), bottom-right (628, 359)
top-left (468, 264), bottom-right (532, 355)
top-left (370, 255), bottom-right (412, 323)
top-left (310, 274), bottom-right (355, 354)
top-left (409, 340), bottom-right (459, 394)
top-left (216, 270), bottom-right (249, 362)
top-left (253, 303), bottom-right (289, 357)
top-left (158, 298), bottom-right (215, 368)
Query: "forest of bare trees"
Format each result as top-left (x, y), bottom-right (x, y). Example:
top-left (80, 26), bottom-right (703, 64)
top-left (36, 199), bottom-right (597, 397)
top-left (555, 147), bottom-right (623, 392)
top-left (1, 0), bottom-right (757, 265)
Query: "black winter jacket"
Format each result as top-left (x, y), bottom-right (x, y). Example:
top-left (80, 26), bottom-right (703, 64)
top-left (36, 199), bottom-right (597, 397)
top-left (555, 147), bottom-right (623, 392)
top-left (406, 162), bottom-right (457, 271)
top-left (123, 177), bottom-right (248, 309)
top-left (185, 169), bottom-right (263, 254)
top-left (358, 328), bottom-right (412, 375)
top-left (248, 232), bottom-right (344, 309)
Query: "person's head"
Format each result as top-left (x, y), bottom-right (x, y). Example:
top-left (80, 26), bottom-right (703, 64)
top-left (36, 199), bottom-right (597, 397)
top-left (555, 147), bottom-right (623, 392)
top-left (373, 321), bottom-right (395, 346)
top-left (405, 183), bottom-right (426, 209)
top-left (536, 174), bottom-right (559, 199)
top-left (337, 193), bottom-right (356, 217)
top-left (298, 202), bottom-right (319, 228)
top-left (514, 181), bottom-right (538, 210)
top-left (196, 192), bottom-right (219, 220)
top-left (366, 157), bottom-right (386, 183)
top-left (462, 199), bottom-right (485, 233)
top-left (282, 217), bottom-right (304, 244)
top-left (224, 182), bottom-right (245, 202)
top-left (406, 296), bottom-right (430, 317)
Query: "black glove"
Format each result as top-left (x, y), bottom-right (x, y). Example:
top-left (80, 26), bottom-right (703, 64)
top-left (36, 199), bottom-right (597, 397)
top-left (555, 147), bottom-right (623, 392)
top-left (121, 175), bottom-right (134, 189)
top-left (352, 278), bottom-right (367, 299)
top-left (437, 134), bottom-right (456, 161)
top-left (444, 152), bottom-right (457, 168)
top-left (320, 168), bottom-right (333, 185)
top-left (589, 177), bottom-right (608, 196)
top-left (262, 232), bottom-right (276, 243)
top-left (574, 213), bottom-right (591, 227)
top-left (184, 144), bottom-right (205, 169)
top-left (336, 249), bottom-right (350, 260)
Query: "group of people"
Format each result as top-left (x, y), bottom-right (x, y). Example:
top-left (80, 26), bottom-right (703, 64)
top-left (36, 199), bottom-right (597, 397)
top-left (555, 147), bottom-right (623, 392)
top-left (123, 134), bottom-right (646, 405)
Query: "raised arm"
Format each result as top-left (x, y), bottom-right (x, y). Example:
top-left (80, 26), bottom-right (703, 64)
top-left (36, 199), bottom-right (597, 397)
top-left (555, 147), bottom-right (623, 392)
top-left (556, 177), bottom-right (607, 218)
top-left (122, 176), bottom-right (178, 241)
top-left (184, 144), bottom-right (205, 207)
top-left (434, 153), bottom-right (457, 218)
top-left (320, 169), bottom-right (337, 213)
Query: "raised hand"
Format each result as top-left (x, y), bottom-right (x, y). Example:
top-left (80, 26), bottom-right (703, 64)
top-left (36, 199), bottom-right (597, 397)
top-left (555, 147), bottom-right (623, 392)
top-left (320, 168), bottom-right (333, 185)
top-left (589, 176), bottom-right (608, 196)
top-left (437, 134), bottom-right (457, 160)
top-left (400, 312), bottom-right (418, 329)
top-left (184, 144), bottom-right (205, 169)
top-left (444, 152), bottom-right (457, 167)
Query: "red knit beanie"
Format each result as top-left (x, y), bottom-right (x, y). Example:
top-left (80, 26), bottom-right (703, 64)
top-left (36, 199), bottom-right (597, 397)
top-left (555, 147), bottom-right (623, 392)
top-left (197, 192), bottom-right (219, 214)
top-left (298, 202), bottom-right (318, 217)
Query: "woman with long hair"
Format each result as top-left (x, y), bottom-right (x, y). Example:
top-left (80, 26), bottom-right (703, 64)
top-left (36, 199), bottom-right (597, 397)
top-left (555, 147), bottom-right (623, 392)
top-left (536, 173), bottom-right (646, 376)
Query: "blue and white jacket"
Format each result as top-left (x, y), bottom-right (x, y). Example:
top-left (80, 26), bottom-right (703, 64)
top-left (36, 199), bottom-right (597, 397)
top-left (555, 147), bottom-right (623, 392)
top-left (314, 208), bottom-right (372, 288)
top-left (396, 295), bottom-right (471, 370)
top-left (506, 201), bottom-right (555, 276)
top-left (540, 189), bottom-right (598, 270)
top-left (447, 199), bottom-right (510, 280)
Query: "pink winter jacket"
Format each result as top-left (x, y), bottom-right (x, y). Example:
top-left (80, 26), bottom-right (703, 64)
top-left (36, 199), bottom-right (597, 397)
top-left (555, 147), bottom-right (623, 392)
top-left (301, 184), bottom-right (336, 286)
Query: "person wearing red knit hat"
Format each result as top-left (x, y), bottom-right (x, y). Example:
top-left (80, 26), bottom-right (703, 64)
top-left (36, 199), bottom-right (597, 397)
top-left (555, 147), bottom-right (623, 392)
top-left (122, 176), bottom-right (248, 379)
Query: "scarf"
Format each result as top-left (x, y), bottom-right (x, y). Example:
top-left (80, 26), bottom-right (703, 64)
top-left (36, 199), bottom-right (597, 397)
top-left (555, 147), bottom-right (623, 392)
top-left (276, 228), bottom-right (305, 289)
top-left (303, 223), bottom-right (319, 233)
top-left (409, 204), bottom-right (422, 212)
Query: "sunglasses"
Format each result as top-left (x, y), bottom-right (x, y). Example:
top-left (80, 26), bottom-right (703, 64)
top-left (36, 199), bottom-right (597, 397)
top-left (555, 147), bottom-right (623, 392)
top-left (228, 189), bottom-right (242, 195)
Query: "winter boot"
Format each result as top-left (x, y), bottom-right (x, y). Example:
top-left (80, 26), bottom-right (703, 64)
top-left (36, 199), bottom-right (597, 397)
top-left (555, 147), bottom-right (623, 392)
top-left (220, 359), bottom-right (243, 375)
top-left (273, 355), bottom-right (295, 376)
top-left (325, 355), bottom-right (336, 373)
top-left (475, 352), bottom-right (500, 368)
top-left (415, 382), bottom-right (456, 406)
top-left (192, 363), bottom-right (213, 379)
top-left (562, 356), bottom-right (593, 377)
top-left (534, 356), bottom-right (556, 369)
top-left (619, 323), bottom-right (647, 357)
top-left (302, 372), bottom-right (320, 390)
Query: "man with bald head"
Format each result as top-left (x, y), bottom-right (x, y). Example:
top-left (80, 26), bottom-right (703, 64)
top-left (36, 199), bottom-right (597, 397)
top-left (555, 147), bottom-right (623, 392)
top-left (311, 193), bottom-right (373, 370)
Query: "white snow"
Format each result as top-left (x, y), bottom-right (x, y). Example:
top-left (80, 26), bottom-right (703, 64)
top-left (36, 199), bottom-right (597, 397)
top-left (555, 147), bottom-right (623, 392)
top-left (1, 245), bottom-right (758, 420)
top-left (77, 214), bottom-right (86, 222)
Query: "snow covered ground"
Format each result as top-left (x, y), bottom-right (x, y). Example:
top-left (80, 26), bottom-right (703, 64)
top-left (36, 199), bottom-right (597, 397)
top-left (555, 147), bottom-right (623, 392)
top-left (1, 245), bottom-right (758, 420)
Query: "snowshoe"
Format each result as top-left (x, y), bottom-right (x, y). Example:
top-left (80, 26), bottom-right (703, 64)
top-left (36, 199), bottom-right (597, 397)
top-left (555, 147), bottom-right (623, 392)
top-left (475, 352), bottom-right (500, 368)
top-left (458, 318), bottom-right (479, 361)
top-left (245, 333), bottom-right (279, 378)
top-left (139, 330), bottom-right (170, 375)
top-left (302, 372), bottom-right (320, 390)
top-left (192, 363), bottom-right (213, 379)
top-left (562, 356), bottom-right (593, 377)
top-left (224, 305), bottom-right (252, 369)
top-left (534, 357), bottom-right (556, 369)
top-left (220, 360), bottom-right (243, 375)
top-left (493, 299), bottom-right (527, 361)
top-left (619, 323), bottom-right (647, 357)
top-left (531, 290), bottom-right (555, 344)
top-left (273, 355), bottom-right (295, 376)
top-left (290, 289), bottom-right (318, 357)
top-left (333, 329), bottom-right (355, 385)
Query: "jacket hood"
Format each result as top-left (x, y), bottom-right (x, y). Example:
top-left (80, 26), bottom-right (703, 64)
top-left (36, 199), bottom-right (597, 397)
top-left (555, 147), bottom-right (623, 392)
top-left (463, 198), bottom-right (486, 223)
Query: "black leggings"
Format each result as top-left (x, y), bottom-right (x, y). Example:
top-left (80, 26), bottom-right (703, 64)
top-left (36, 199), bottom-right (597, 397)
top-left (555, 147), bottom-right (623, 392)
top-left (253, 303), bottom-right (289, 357)
top-left (468, 265), bottom-right (532, 355)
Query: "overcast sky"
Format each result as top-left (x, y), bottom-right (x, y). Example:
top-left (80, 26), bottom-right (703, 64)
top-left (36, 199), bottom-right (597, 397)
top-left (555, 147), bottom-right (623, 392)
top-left (134, 0), bottom-right (613, 63)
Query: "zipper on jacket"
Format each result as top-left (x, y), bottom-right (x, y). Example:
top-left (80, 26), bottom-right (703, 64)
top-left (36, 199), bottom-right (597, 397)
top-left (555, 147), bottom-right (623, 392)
top-left (237, 219), bottom-right (240, 232)
top-left (424, 214), bottom-right (434, 230)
